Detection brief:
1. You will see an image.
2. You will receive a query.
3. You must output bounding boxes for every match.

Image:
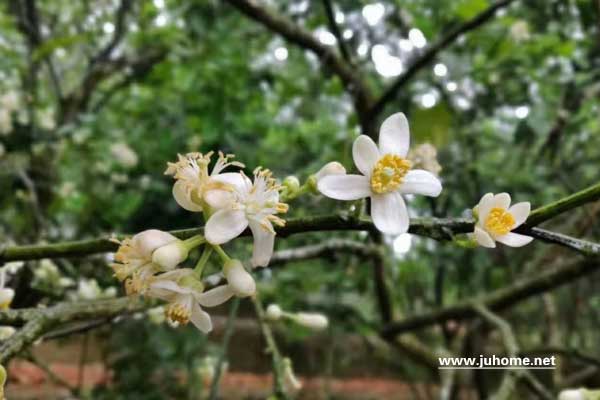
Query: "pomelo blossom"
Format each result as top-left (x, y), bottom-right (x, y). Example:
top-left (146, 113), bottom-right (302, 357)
top-left (146, 269), bottom-right (235, 333)
top-left (315, 161), bottom-right (346, 181)
top-left (318, 113), bottom-right (442, 234)
top-left (110, 229), bottom-right (179, 294)
top-left (471, 193), bottom-right (533, 248)
top-left (223, 259), bottom-right (256, 297)
top-left (164, 151), bottom-right (244, 212)
top-left (205, 168), bottom-right (289, 267)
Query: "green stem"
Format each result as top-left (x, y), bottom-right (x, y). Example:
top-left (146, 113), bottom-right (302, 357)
top-left (193, 246), bottom-right (213, 278)
top-left (208, 297), bottom-right (240, 400)
top-left (181, 235), bottom-right (205, 251)
top-left (212, 244), bottom-right (231, 263)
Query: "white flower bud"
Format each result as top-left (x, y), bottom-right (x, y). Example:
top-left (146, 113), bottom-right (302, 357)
top-left (0, 288), bottom-right (14, 309)
top-left (133, 229), bottom-right (179, 259)
top-left (315, 161), bottom-right (346, 181)
top-left (152, 241), bottom-right (189, 270)
top-left (282, 176), bottom-right (300, 192)
top-left (0, 326), bottom-right (15, 340)
top-left (558, 389), bottom-right (585, 400)
top-left (266, 304), bottom-right (283, 320)
top-left (224, 259), bottom-right (256, 297)
top-left (294, 312), bottom-right (328, 330)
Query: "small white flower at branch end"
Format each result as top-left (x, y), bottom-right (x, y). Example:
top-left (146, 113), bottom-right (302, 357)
top-left (471, 193), bottom-right (533, 248)
top-left (0, 327), bottom-right (15, 341)
top-left (265, 304), bottom-right (283, 321)
top-left (223, 259), bottom-right (256, 297)
top-left (307, 161), bottom-right (347, 193)
top-left (557, 388), bottom-right (585, 400)
top-left (205, 168), bottom-right (289, 268)
top-left (164, 151), bottom-right (244, 212)
top-left (0, 363), bottom-right (6, 400)
top-left (318, 112), bottom-right (442, 234)
top-left (146, 269), bottom-right (234, 333)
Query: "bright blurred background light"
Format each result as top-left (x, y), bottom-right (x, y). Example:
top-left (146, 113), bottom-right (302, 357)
top-left (515, 105), bottom-right (530, 119)
top-left (153, 0), bottom-right (165, 8)
top-left (155, 14), bottom-right (167, 27)
top-left (317, 30), bottom-right (337, 45)
top-left (274, 47), bottom-right (288, 61)
top-left (103, 22), bottom-right (115, 34)
top-left (335, 11), bottom-right (345, 24)
top-left (446, 81), bottom-right (458, 92)
top-left (421, 93), bottom-right (436, 108)
top-left (362, 3), bottom-right (385, 26)
top-left (372, 44), bottom-right (403, 77)
top-left (393, 233), bottom-right (412, 255)
top-left (399, 39), bottom-right (413, 52)
top-left (343, 29), bottom-right (353, 39)
top-left (408, 28), bottom-right (427, 48)
top-left (434, 63), bottom-right (448, 77)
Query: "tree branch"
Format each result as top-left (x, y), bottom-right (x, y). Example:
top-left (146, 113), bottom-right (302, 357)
top-left (2, 180), bottom-right (600, 262)
top-left (366, 0), bottom-right (515, 124)
top-left (320, 0), bottom-right (352, 63)
top-left (223, 0), bottom-right (375, 132)
top-left (381, 257), bottom-right (600, 338)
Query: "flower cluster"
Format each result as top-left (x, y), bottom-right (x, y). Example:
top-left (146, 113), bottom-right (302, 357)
top-left (111, 151), bottom-right (289, 332)
top-left (317, 112), bottom-right (534, 248)
top-left (110, 111), bottom-right (534, 335)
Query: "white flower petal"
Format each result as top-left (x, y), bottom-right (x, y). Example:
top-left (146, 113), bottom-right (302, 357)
top-left (371, 192), bottom-right (409, 234)
top-left (378, 112), bottom-right (410, 157)
top-left (190, 303), bottom-right (213, 333)
top-left (224, 259), bottom-right (256, 295)
top-left (197, 285), bottom-right (235, 307)
top-left (476, 193), bottom-right (495, 224)
top-left (492, 193), bottom-right (511, 210)
top-left (315, 162), bottom-right (346, 181)
top-left (317, 174), bottom-right (371, 200)
top-left (474, 226), bottom-right (496, 248)
top-left (495, 232), bottom-right (533, 247)
top-left (211, 172), bottom-right (248, 191)
top-left (399, 169), bottom-right (442, 197)
top-left (508, 202), bottom-right (530, 228)
top-left (204, 189), bottom-right (234, 209)
top-left (249, 220), bottom-right (275, 268)
top-left (205, 209), bottom-right (248, 244)
top-left (133, 229), bottom-right (179, 259)
top-left (172, 181), bottom-right (203, 212)
top-left (352, 135), bottom-right (380, 176)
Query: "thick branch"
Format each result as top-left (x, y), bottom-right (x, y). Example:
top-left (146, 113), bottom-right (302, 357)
top-left (381, 257), bottom-right (600, 337)
top-left (367, 0), bottom-right (515, 123)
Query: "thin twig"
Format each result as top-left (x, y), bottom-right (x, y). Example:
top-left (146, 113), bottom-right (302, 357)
top-left (208, 297), bottom-right (240, 400)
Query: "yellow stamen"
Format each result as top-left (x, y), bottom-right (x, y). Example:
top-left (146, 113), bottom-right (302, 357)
top-left (165, 303), bottom-right (191, 325)
top-left (484, 207), bottom-right (515, 235)
top-left (370, 154), bottom-right (411, 194)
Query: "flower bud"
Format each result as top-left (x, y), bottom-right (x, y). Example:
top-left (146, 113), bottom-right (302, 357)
top-left (558, 389), bottom-right (584, 400)
top-left (0, 327), bottom-right (15, 340)
top-left (266, 304), bottom-right (283, 320)
top-left (133, 229), bottom-right (179, 259)
top-left (315, 162), bottom-right (346, 181)
top-left (282, 176), bottom-right (300, 193)
top-left (152, 241), bottom-right (189, 270)
top-left (0, 288), bottom-right (14, 310)
top-left (223, 259), bottom-right (256, 297)
top-left (294, 312), bottom-right (328, 330)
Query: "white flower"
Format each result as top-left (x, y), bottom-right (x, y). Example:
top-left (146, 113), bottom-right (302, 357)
top-left (318, 113), bottom-right (442, 234)
top-left (205, 168), bottom-right (289, 267)
top-left (293, 312), bottom-right (329, 330)
top-left (0, 289), bottom-right (14, 310)
top-left (472, 193), bottom-right (533, 248)
top-left (558, 389), bottom-right (584, 400)
top-left (315, 161), bottom-right (346, 181)
top-left (111, 229), bottom-right (179, 294)
top-left (152, 240), bottom-right (190, 270)
top-left (165, 151), bottom-right (244, 212)
top-left (223, 259), bottom-right (256, 297)
top-left (110, 143), bottom-right (139, 168)
top-left (146, 269), bottom-right (234, 333)
top-left (0, 327), bottom-right (15, 341)
top-left (265, 304), bottom-right (283, 320)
